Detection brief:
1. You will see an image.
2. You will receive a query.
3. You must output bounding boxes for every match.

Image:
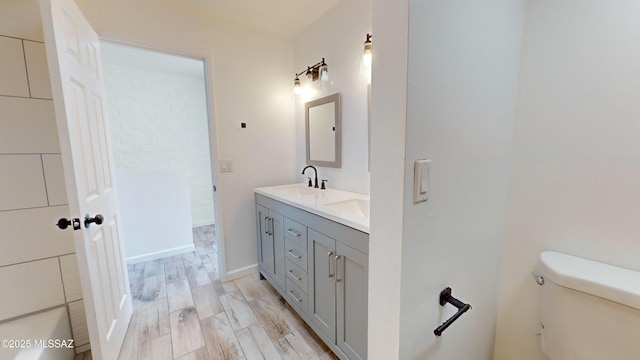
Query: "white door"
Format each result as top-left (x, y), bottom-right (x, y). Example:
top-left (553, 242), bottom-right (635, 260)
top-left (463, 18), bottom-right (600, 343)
top-left (40, 0), bottom-right (132, 359)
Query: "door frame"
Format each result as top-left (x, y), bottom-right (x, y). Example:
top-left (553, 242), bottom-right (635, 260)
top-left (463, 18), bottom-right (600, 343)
top-left (97, 37), bottom-right (228, 281)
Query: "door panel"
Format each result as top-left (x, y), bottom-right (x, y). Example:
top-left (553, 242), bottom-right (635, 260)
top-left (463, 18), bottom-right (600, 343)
top-left (91, 93), bottom-right (113, 191)
top-left (107, 218), bottom-right (126, 307)
top-left (337, 243), bottom-right (368, 360)
top-left (308, 229), bottom-right (336, 342)
top-left (41, 0), bottom-right (132, 358)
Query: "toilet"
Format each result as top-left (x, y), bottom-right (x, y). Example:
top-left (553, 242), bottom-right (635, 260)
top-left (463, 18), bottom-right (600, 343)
top-left (536, 251), bottom-right (640, 359)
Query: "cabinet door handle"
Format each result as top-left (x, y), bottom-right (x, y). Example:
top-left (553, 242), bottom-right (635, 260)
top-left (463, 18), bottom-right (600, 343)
top-left (328, 251), bottom-right (334, 278)
top-left (264, 216), bottom-right (270, 235)
top-left (287, 228), bottom-right (301, 237)
top-left (287, 270), bottom-right (302, 281)
top-left (287, 249), bottom-right (302, 259)
top-left (265, 217), bottom-right (273, 236)
top-left (335, 255), bottom-right (342, 282)
top-left (288, 290), bottom-right (303, 302)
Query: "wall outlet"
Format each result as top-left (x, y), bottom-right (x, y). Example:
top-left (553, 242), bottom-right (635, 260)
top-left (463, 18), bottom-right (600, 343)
top-left (220, 160), bottom-right (233, 172)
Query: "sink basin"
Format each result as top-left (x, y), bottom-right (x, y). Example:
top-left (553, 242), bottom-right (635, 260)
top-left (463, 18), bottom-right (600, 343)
top-left (324, 198), bottom-right (370, 219)
top-left (268, 184), bottom-right (318, 198)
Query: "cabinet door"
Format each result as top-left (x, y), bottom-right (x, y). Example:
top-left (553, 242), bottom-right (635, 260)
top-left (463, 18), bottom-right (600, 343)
top-left (336, 242), bottom-right (368, 360)
top-left (256, 204), bottom-right (274, 277)
top-left (271, 211), bottom-right (286, 291)
top-left (308, 229), bottom-right (337, 343)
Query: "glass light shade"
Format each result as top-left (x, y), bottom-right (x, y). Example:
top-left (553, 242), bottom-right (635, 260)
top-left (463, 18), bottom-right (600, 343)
top-left (363, 43), bottom-right (372, 68)
top-left (293, 78), bottom-right (301, 95)
top-left (319, 64), bottom-right (329, 83)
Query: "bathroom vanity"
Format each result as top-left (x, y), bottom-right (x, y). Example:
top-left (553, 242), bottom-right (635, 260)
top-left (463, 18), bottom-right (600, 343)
top-left (254, 183), bottom-right (369, 360)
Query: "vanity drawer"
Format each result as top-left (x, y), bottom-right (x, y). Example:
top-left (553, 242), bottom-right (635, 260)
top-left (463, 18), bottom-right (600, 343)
top-left (285, 238), bottom-right (308, 269)
top-left (285, 259), bottom-right (308, 293)
top-left (285, 277), bottom-right (308, 315)
top-left (284, 217), bottom-right (307, 248)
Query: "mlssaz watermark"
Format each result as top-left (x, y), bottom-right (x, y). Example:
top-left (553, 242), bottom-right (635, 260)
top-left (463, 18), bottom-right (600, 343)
top-left (1, 339), bottom-right (75, 349)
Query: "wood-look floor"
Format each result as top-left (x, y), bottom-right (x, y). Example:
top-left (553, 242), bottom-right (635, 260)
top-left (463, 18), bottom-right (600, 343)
top-left (109, 225), bottom-right (338, 360)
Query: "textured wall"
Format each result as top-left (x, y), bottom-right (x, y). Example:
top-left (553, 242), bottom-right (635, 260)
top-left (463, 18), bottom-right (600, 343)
top-left (103, 62), bottom-right (215, 227)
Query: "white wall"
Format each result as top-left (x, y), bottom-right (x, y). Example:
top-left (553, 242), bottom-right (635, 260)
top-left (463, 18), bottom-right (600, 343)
top-left (75, 0), bottom-right (297, 278)
top-left (102, 53), bottom-right (215, 227)
top-left (367, 0), bottom-right (409, 358)
top-left (397, 1), bottom-right (524, 359)
top-left (494, 1), bottom-right (640, 358)
top-left (293, 0), bottom-right (371, 195)
top-left (117, 170), bottom-right (195, 263)
top-left (0, 4), bottom-right (89, 352)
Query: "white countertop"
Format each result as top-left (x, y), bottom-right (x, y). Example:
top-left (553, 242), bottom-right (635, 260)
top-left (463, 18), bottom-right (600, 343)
top-left (254, 183), bottom-right (370, 234)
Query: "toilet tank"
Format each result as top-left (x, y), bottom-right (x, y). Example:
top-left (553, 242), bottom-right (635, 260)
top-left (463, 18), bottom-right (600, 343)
top-left (537, 251), bottom-right (640, 360)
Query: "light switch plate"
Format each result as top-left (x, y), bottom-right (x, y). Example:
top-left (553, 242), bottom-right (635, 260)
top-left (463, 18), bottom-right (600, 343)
top-left (220, 160), bottom-right (233, 172)
top-left (413, 159), bottom-right (431, 203)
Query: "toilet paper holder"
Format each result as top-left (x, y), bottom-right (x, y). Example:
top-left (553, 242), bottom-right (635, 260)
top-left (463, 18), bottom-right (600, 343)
top-left (434, 287), bottom-right (472, 336)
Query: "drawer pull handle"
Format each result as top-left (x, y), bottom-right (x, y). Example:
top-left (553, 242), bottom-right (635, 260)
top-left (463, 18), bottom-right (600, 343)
top-left (287, 270), bottom-right (302, 281)
top-left (287, 250), bottom-right (302, 259)
top-left (288, 290), bottom-right (303, 302)
top-left (287, 229), bottom-right (301, 237)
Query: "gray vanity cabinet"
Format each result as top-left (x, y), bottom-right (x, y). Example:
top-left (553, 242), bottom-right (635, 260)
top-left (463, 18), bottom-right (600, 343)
top-left (256, 204), bottom-right (285, 291)
top-left (255, 193), bottom-right (368, 360)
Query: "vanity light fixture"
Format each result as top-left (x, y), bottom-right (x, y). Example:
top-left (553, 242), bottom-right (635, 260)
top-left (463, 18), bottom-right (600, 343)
top-left (363, 33), bottom-right (372, 68)
top-left (293, 75), bottom-right (302, 95)
top-left (293, 58), bottom-right (330, 95)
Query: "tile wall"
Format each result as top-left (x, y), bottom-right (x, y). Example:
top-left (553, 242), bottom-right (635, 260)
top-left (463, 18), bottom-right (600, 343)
top-left (0, 33), bottom-right (89, 354)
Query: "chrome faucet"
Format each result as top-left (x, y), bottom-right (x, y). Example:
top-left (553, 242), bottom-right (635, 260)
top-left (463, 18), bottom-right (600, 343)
top-left (302, 165), bottom-right (319, 188)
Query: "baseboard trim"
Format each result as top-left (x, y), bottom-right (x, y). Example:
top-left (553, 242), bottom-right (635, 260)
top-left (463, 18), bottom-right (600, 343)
top-left (126, 244), bottom-right (195, 264)
top-left (226, 264), bottom-right (258, 281)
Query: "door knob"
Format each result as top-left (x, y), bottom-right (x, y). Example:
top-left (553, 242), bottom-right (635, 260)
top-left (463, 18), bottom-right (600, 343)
top-left (84, 214), bottom-right (104, 228)
top-left (57, 218), bottom-right (81, 230)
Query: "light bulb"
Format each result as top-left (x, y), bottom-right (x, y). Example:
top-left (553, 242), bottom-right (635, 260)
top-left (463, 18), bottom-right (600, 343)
top-left (293, 77), bottom-right (301, 96)
top-left (363, 51), bottom-right (372, 68)
top-left (363, 34), bottom-right (372, 68)
top-left (363, 48), bottom-right (372, 68)
top-left (319, 65), bottom-right (329, 82)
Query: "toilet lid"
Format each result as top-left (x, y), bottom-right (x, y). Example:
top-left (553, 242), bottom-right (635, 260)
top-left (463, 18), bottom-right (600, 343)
top-left (539, 251), bottom-right (640, 310)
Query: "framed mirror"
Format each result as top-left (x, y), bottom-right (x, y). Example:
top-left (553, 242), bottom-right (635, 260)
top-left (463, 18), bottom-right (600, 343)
top-left (305, 93), bottom-right (341, 168)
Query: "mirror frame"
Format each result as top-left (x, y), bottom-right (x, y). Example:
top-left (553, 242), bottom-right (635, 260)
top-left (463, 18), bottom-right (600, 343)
top-left (305, 93), bottom-right (342, 168)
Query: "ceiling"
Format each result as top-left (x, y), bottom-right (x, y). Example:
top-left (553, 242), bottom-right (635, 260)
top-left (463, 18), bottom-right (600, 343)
top-left (180, 0), bottom-right (340, 38)
top-left (0, 0), bottom-right (340, 41)
top-left (101, 41), bottom-right (205, 78)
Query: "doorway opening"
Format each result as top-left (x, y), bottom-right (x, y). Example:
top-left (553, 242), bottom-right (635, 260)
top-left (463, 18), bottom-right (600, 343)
top-left (100, 41), bottom-right (221, 278)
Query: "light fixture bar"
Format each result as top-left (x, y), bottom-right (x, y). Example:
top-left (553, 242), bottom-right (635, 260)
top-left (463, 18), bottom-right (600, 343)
top-left (293, 58), bottom-right (329, 95)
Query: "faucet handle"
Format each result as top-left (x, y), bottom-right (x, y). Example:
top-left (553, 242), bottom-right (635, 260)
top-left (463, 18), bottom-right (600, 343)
top-left (321, 179), bottom-right (328, 190)
top-left (307, 177), bottom-right (313, 187)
